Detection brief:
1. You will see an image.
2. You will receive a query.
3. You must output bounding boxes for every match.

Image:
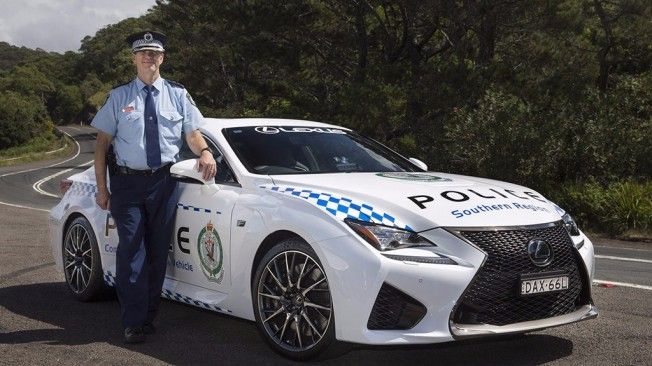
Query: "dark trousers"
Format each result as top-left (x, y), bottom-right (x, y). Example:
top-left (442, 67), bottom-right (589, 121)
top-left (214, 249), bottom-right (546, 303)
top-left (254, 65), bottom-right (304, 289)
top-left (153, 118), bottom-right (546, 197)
top-left (109, 170), bottom-right (178, 328)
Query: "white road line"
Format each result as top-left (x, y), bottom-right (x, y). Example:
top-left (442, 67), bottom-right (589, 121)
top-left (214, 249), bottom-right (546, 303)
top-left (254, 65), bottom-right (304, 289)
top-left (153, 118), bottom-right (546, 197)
top-left (593, 279), bottom-right (652, 291)
top-left (595, 245), bottom-right (652, 252)
top-left (0, 128), bottom-right (81, 211)
top-left (32, 159), bottom-right (94, 198)
top-left (0, 129), bottom-right (80, 179)
top-left (0, 201), bottom-right (49, 212)
top-left (595, 255), bottom-right (652, 264)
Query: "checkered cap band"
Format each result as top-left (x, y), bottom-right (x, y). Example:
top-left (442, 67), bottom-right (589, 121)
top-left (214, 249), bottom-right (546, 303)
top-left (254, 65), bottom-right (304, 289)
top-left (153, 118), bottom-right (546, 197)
top-left (132, 38), bottom-right (164, 52)
top-left (260, 185), bottom-right (412, 231)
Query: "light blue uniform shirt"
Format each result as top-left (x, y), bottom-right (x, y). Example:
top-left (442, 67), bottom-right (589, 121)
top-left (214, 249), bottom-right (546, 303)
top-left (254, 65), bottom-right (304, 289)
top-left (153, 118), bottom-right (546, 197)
top-left (91, 77), bottom-right (202, 170)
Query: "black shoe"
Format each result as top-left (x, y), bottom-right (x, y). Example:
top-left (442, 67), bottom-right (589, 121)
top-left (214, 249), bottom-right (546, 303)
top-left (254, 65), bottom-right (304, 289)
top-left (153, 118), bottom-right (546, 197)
top-left (143, 322), bottom-right (156, 335)
top-left (124, 327), bottom-right (145, 344)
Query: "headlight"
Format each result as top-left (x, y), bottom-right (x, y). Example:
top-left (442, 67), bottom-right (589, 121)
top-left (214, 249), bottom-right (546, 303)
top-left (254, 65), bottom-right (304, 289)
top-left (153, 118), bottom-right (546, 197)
top-left (554, 204), bottom-right (584, 249)
top-left (345, 218), bottom-right (433, 251)
top-left (562, 212), bottom-right (581, 237)
top-left (345, 218), bottom-right (457, 264)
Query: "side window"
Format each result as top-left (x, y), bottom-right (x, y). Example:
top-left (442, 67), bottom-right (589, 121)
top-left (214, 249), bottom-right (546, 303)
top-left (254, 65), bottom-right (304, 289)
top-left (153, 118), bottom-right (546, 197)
top-left (179, 134), bottom-right (237, 185)
top-left (178, 133), bottom-right (197, 161)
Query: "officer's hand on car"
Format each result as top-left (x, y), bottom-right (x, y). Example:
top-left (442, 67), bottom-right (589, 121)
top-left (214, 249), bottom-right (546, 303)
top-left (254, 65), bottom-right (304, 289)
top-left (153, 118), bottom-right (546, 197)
top-left (197, 149), bottom-right (217, 181)
top-left (96, 187), bottom-right (110, 210)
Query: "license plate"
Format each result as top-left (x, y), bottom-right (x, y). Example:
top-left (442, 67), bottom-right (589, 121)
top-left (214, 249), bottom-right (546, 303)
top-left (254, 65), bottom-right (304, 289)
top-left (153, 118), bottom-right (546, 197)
top-left (520, 276), bottom-right (569, 296)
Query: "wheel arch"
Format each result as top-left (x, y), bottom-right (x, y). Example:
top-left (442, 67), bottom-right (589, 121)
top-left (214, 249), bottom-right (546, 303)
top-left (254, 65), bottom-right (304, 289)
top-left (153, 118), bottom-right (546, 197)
top-left (250, 230), bottom-right (307, 289)
top-left (61, 211), bottom-right (104, 271)
top-left (62, 212), bottom-right (87, 243)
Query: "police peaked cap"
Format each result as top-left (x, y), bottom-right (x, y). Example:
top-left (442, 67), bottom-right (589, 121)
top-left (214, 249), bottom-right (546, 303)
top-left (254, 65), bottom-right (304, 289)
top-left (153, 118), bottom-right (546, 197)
top-left (126, 30), bottom-right (166, 53)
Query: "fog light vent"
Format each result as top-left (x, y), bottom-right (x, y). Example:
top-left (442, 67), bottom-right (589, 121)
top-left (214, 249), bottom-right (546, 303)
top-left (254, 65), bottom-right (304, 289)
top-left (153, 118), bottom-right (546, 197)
top-left (367, 283), bottom-right (426, 330)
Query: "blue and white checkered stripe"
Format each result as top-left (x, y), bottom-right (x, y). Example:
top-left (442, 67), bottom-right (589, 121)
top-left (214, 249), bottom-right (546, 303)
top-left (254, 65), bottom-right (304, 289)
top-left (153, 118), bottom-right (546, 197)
top-left (260, 185), bottom-right (412, 231)
top-left (104, 270), bottom-right (117, 286)
top-left (67, 181), bottom-right (97, 197)
top-left (103, 271), bottom-right (231, 314)
top-left (177, 203), bottom-right (213, 213)
top-left (161, 290), bottom-right (232, 313)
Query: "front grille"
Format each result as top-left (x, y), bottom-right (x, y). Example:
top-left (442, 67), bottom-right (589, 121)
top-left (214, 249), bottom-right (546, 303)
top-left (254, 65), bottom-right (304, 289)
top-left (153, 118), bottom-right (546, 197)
top-left (367, 283), bottom-right (427, 330)
top-left (452, 223), bottom-right (590, 326)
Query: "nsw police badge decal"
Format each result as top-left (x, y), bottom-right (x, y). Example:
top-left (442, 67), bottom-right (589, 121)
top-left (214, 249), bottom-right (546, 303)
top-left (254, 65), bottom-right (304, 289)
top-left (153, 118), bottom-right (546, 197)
top-left (198, 221), bottom-right (224, 283)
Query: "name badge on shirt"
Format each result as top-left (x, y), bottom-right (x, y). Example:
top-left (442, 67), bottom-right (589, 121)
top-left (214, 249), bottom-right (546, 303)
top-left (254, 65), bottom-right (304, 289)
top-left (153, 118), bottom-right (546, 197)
top-left (122, 106), bottom-right (135, 113)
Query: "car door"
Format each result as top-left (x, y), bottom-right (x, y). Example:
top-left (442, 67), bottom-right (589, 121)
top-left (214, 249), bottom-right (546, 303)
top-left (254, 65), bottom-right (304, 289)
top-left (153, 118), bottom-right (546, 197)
top-left (168, 135), bottom-right (240, 294)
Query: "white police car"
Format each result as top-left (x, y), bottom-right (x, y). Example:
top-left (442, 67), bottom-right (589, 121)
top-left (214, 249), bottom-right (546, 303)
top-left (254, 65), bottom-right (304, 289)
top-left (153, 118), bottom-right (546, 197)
top-left (49, 118), bottom-right (597, 359)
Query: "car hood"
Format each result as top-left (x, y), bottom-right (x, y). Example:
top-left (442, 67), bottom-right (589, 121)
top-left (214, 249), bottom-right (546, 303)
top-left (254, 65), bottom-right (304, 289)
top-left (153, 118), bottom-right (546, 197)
top-left (261, 172), bottom-right (563, 231)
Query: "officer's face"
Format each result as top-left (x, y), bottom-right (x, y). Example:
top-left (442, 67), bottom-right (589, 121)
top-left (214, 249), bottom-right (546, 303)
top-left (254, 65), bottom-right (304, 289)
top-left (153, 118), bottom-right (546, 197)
top-left (133, 50), bottom-right (164, 74)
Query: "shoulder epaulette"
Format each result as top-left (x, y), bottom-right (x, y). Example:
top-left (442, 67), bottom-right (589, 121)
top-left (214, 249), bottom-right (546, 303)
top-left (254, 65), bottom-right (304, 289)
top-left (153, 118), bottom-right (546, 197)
top-left (166, 80), bottom-right (186, 89)
top-left (111, 80), bottom-right (132, 90)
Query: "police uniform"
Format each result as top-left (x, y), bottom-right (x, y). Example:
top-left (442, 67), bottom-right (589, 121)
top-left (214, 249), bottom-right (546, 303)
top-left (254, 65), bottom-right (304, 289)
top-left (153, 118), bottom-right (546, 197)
top-left (91, 31), bottom-right (204, 333)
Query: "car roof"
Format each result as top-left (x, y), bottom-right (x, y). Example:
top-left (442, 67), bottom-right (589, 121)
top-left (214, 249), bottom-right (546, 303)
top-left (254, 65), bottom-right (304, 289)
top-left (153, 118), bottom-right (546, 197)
top-left (200, 118), bottom-right (349, 135)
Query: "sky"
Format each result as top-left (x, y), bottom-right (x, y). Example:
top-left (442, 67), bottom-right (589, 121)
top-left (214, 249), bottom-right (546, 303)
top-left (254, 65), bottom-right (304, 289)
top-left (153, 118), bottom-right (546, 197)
top-left (0, 0), bottom-right (156, 53)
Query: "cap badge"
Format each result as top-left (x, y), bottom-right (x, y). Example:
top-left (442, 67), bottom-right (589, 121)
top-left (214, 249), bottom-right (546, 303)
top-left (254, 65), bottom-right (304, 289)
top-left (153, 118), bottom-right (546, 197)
top-left (143, 32), bottom-right (153, 42)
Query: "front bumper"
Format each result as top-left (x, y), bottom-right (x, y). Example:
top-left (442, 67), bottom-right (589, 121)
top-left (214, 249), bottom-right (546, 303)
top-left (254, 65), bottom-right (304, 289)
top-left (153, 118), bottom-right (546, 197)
top-left (451, 303), bottom-right (598, 337)
top-left (314, 222), bottom-right (596, 345)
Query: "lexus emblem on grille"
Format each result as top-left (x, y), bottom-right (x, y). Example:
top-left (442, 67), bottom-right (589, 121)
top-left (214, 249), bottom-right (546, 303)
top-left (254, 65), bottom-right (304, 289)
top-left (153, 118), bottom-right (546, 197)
top-left (527, 239), bottom-right (554, 267)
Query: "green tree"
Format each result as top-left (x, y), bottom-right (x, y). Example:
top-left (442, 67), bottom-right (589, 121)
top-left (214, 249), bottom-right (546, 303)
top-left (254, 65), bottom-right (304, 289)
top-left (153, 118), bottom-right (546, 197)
top-left (0, 65), bottom-right (56, 103)
top-left (48, 84), bottom-right (84, 125)
top-left (0, 92), bottom-right (50, 149)
top-left (78, 17), bottom-right (155, 86)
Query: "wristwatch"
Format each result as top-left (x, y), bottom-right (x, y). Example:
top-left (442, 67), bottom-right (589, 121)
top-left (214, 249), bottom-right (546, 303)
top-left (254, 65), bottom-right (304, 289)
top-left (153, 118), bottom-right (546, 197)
top-left (201, 147), bottom-right (213, 156)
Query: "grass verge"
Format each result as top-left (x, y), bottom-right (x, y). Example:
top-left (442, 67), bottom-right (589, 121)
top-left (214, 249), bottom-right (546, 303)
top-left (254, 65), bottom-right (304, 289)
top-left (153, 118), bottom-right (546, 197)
top-left (0, 129), bottom-right (75, 167)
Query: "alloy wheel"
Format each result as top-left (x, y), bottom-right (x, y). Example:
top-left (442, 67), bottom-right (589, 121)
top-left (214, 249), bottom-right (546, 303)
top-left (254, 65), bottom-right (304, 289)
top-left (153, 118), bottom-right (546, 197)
top-left (63, 222), bottom-right (94, 293)
top-left (257, 250), bottom-right (332, 352)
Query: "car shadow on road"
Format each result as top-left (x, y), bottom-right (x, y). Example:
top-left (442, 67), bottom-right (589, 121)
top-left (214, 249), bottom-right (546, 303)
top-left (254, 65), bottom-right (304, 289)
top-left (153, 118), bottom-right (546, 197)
top-left (0, 282), bottom-right (574, 365)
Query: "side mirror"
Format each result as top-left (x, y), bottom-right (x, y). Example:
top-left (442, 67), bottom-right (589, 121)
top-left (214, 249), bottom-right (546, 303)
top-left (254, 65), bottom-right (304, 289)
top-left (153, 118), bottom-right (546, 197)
top-left (170, 159), bottom-right (215, 185)
top-left (408, 157), bottom-right (428, 171)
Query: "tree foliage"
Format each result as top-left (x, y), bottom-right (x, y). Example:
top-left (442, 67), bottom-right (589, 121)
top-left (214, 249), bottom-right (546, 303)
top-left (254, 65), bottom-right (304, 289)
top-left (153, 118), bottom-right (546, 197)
top-left (0, 92), bottom-right (50, 149)
top-left (0, 0), bottom-right (649, 191)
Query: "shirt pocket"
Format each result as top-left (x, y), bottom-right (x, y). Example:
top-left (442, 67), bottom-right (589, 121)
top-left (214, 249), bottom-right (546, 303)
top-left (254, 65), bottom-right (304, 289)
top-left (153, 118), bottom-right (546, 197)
top-left (159, 109), bottom-right (183, 142)
top-left (116, 111), bottom-right (144, 143)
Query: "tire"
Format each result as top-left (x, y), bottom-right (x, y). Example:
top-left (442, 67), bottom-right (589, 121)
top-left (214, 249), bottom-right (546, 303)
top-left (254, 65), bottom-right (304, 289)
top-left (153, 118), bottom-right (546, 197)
top-left (252, 238), bottom-right (336, 360)
top-left (62, 216), bottom-right (105, 301)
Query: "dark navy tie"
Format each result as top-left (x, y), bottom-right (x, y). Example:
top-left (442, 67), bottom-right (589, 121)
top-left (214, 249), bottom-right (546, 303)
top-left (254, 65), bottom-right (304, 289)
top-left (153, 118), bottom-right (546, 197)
top-left (144, 85), bottom-right (161, 168)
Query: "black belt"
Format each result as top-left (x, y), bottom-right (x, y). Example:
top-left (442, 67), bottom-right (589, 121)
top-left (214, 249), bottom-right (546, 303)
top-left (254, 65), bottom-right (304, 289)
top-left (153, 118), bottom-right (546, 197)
top-left (115, 163), bottom-right (172, 176)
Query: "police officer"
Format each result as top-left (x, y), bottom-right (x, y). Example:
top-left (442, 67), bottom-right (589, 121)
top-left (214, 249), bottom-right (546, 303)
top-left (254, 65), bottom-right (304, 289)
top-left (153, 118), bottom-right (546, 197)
top-left (91, 30), bottom-right (216, 343)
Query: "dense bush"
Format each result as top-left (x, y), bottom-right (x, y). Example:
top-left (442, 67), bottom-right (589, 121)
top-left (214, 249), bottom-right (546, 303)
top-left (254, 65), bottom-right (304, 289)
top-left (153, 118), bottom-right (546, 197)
top-left (442, 72), bottom-right (650, 188)
top-left (47, 84), bottom-right (84, 125)
top-left (0, 92), bottom-right (50, 149)
top-left (551, 180), bottom-right (652, 237)
top-left (443, 88), bottom-right (541, 185)
top-left (0, 128), bottom-right (65, 162)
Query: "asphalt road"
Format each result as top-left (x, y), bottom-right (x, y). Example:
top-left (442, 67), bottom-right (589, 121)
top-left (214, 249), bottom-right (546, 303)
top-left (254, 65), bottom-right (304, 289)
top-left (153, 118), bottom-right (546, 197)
top-left (0, 125), bottom-right (96, 211)
top-left (0, 127), bottom-right (650, 365)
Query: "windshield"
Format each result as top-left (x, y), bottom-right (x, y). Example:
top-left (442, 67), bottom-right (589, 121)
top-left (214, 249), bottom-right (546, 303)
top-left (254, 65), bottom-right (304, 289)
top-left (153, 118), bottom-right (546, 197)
top-left (224, 126), bottom-right (421, 175)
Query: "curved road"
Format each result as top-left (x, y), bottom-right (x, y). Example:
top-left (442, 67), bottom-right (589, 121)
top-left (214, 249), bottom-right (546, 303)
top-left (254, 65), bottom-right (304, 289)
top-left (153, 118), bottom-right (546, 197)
top-left (0, 125), bottom-right (97, 211)
top-left (0, 127), bottom-right (650, 364)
